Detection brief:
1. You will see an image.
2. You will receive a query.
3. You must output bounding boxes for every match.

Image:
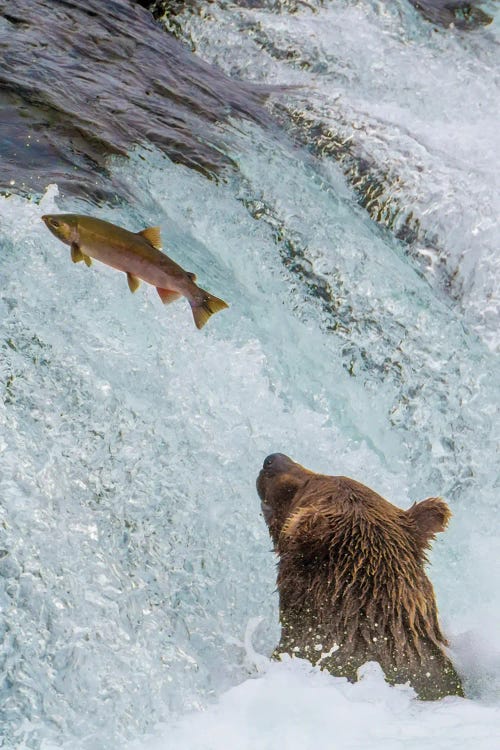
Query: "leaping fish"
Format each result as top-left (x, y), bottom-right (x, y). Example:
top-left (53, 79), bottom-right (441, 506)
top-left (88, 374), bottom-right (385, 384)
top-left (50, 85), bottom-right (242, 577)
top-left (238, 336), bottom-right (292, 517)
top-left (41, 214), bottom-right (228, 329)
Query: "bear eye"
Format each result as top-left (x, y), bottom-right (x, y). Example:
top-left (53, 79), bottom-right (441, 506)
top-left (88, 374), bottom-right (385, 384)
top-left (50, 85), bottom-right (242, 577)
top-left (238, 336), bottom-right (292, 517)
top-left (264, 456), bottom-right (274, 468)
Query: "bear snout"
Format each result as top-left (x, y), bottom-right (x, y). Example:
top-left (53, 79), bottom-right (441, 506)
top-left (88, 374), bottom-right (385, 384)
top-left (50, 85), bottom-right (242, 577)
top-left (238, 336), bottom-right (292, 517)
top-left (261, 453), bottom-right (294, 475)
top-left (256, 469), bottom-right (268, 501)
top-left (260, 500), bottom-right (273, 524)
top-left (257, 453), bottom-right (294, 502)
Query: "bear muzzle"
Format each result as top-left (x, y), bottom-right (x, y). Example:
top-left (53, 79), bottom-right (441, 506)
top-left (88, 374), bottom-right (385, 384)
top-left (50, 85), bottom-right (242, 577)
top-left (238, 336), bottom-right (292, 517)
top-left (261, 453), bottom-right (294, 475)
top-left (260, 500), bottom-right (273, 524)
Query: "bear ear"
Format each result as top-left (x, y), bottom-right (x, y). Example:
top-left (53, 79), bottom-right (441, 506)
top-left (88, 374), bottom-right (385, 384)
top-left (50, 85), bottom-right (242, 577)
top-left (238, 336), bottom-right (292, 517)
top-left (406, 497), bottom-right (452, 547)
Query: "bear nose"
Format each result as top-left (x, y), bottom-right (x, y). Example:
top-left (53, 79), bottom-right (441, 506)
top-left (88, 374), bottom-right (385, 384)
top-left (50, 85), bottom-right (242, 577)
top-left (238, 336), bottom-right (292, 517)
top-left (262, 453), bottom-right (290, 471)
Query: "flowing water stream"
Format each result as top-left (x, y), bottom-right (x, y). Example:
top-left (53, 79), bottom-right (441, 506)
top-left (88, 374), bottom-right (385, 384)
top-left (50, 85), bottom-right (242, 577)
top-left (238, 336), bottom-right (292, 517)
top-left (0, 1), bottom-right (499, 748)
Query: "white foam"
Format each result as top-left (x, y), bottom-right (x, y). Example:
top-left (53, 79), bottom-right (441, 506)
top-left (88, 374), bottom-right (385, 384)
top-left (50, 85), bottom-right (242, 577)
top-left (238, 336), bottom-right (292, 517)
top-left (133, 658), bottom-right (500, 750)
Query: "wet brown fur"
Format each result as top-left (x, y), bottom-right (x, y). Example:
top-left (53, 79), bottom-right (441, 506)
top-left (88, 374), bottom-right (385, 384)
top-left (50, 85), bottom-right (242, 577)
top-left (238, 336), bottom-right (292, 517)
top-left (257, 454), bottom-right (464, 700)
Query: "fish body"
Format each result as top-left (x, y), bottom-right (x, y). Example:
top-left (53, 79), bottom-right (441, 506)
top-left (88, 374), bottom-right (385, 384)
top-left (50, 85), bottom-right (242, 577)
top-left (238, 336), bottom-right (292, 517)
top-left (41, 214), bottom-right (228, 329)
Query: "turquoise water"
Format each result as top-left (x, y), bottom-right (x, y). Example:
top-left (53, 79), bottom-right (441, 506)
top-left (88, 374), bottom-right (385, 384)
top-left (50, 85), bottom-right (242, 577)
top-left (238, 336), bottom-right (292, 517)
top-left (0, 1), bottom-right (499, 748)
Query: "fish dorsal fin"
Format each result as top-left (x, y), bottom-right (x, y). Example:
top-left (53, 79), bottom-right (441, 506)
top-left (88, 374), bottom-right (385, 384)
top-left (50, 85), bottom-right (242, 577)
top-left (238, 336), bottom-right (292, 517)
top-left (138, 226), bottom-right (162, 249)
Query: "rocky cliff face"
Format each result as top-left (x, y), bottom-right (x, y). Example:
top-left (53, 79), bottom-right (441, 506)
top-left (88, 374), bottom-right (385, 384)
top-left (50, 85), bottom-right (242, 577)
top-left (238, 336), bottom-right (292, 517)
top-left (0, 0), bottom-right (272, 201)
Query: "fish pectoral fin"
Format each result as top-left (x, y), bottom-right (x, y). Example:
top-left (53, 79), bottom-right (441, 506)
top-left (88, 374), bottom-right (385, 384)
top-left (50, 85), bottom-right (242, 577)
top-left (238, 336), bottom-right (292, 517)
top-left (187, 272), bottom-right (197, 282)
top-left (71, 243), bottom-right (85, 264)
top-left (127, 273), bottom-right (141, 293)
top-left (71, 243), bottom-right (92, 266)
top-left (156, 287), bottom-right (182, 304)
top-left (138, 226), bottom-right (162, 250)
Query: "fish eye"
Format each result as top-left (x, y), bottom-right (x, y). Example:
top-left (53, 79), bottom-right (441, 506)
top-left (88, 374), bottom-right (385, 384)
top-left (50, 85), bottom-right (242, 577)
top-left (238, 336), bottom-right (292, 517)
top-left (50, 219), bottom-right (60, 228)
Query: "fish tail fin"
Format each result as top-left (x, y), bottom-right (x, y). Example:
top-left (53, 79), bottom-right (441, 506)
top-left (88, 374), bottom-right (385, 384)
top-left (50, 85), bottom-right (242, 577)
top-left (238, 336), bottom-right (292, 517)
top-left (191, 289), bottom-right (229, 330)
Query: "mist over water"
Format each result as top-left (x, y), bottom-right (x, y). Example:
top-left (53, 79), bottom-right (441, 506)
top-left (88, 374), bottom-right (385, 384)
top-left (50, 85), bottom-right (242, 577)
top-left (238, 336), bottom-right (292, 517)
top-left (1, 1), bottom-right (499, 749)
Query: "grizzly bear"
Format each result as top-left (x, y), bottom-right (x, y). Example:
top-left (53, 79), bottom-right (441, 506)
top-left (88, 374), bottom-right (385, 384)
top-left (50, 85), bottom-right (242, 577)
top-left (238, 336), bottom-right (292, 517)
top-left (257, 453), bottom-right (464, 700)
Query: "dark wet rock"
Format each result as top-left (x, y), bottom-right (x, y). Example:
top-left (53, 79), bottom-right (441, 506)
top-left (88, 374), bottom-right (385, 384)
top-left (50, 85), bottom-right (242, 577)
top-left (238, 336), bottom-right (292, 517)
top-left (0, 0), bottom-right (273, 200)
top-left (144, 0), bottom-right (311, 14)
top-left (408, 0), bottom-right (493, 29)
top-left (145, 0), bottom-right (494, 29)
top-left (135, 0), bottom-right (197, 40)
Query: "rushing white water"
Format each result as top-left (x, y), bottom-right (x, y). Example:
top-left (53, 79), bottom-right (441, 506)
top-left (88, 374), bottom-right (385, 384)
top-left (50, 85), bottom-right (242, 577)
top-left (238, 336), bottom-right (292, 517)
top-left (1, 2), bottom-right (499, 749)
top-left (178, 0), bottom-right (500, 349)
top-left (132, 659), bottom-right (500, 750)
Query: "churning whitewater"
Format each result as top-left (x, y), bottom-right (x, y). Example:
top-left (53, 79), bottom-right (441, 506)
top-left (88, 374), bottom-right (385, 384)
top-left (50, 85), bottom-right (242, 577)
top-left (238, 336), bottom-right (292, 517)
top-left (0, 1), bottom-right (499, 749)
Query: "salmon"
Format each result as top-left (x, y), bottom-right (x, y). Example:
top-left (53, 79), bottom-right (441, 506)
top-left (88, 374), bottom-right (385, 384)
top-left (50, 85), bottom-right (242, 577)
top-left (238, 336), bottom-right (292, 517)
top-left (41, 214), bottom-right (228, 329)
